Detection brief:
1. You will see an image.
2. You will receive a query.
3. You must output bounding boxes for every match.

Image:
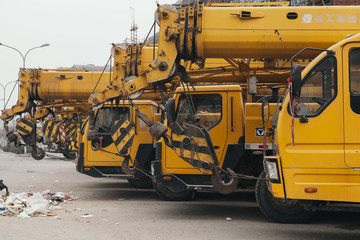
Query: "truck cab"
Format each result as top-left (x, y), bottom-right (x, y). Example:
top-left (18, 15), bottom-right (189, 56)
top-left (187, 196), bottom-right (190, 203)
top-left (259, 34), bottom-right (360, 223)
top-left (76, 100), bottom-right (159, 188)
top-left (152, 84), bottom-right (277, 200)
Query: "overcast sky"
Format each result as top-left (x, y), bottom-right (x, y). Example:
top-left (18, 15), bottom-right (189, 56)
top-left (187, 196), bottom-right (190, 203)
top-left (0, 0), bottom-right (174, 108)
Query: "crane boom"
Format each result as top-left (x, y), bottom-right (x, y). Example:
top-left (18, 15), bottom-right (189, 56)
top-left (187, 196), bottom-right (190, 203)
top-left (89, 3), bottom-right (360, 106)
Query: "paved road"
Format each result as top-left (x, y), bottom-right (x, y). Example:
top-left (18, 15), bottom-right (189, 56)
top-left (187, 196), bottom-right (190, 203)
top-left (0, 151), bottom-right (359, 240)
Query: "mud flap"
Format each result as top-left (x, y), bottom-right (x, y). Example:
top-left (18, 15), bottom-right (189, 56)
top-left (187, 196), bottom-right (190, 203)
top-left (111, 119), bottom-right (135, 156)
top-left (211, 168), bottom-right (239, 194)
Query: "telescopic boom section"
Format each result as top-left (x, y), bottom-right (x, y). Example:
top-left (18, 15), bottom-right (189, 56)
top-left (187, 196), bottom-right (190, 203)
top-left (1, 69), bottom-right (110, 121)
top-left (89, 3), bottom-right (360, 106)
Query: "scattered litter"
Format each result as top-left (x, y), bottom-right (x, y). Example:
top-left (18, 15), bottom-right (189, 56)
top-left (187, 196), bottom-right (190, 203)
top-left (82, 221), bottom-right (91, 223)
top-left (54, 192), bottom-right (65, 199)
top-left (101, 219), bottom-right (107, 221)
top-left (226, 217), bottom-right (232, 221)
top-left (118, 198), bottom-right (125, 201)
top-left (18, 211), bottom-right (30, 219)
top-left (115, 223), bottom-right (120, 225)
top-left (0, 191), bottom-right (76, 218)
top-left (66, 207), bottom-right (82, 213)
top-left (81, 214), bottom-right (94, 218)
top-left (45, 213), bottom-right (57, 216)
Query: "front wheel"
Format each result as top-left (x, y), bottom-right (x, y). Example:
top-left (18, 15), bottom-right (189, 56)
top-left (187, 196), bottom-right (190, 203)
top-left (153, 182), bottom-right (195, 201)
top-left (255, 172), bottom-right (314, 223)
top-left (127, 177), bottom-right (153, 189)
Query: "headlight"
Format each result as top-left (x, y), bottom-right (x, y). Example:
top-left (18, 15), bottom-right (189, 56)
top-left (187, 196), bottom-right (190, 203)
top-left (266, 161), bottom-right (279, 181)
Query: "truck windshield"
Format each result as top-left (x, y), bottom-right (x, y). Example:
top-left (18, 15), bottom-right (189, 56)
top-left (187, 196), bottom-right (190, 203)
top-left (95, 107), bottom-right (130, 132)
top-left (294, 56), bottom-right (336, 117)
top-left (176, 94), bottom-right (222, 130)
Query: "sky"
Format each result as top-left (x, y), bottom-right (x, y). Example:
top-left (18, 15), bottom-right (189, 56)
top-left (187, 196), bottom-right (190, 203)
top-left (0, 0), bottom-right (175, 108)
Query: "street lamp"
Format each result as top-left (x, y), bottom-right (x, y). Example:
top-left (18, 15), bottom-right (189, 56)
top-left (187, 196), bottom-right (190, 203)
top-left (0, 42), bottom-right (50, 100)
top-left (0, 80), bottom-right (18, 110)
top-left (0, 42), bottom-right (50, 68)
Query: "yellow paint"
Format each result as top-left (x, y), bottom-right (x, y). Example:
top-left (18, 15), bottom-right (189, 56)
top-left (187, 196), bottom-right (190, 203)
top-left (270, 34), bottom-right (360, 203)
top-left (162, 85), bottom-right (244, 174)
top-left (82, 100), bottom-right (158, 167)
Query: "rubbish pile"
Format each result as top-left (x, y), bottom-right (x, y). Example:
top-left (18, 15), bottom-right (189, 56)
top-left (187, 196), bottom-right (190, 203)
top-left (0, 190), bottom-right (76, 218)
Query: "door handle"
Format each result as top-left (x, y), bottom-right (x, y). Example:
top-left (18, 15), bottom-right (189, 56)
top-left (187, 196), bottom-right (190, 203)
top-left (300, 117), bottom-right (308, 123)
top-left (214, 146), bottom-right (220, 149)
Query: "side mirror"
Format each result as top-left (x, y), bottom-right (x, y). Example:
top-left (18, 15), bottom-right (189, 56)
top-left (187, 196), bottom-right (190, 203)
top-left (291, 64), bottom-right (302, 99)
top-left (262, 100), bottom-right (270, 123)
top-left (166, 98), bottom-right (176, 124)
top-left (88, 110), bottom-right (95, 130)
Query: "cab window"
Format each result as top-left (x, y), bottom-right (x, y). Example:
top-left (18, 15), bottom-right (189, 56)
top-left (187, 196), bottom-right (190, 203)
top-left (176, 94), bottom-right (222, 130)
top-left (94, 107), bottom-right (130, 132)
top-left (293, 56), bottom-right (336, 117)
top-left (349, 49), bottom-right (360, 114)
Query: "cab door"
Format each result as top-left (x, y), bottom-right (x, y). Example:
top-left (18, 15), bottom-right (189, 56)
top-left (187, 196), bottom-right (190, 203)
top-left (165, 91), bottom-right (228, 169)
top-left (279, 54), bottom-right (344, 170)
top-left (343, 44), bottom-right (360, 167)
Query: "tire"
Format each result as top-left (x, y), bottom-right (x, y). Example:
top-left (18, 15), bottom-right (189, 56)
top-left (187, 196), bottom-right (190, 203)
top-left (255, 172), bottom-right (314, 223)
top-left (153, 182), bottom-right (195, 201)
top-left (58, 142), bottom-right (68, 153)
top-left (63, 151), bottom-right (77, 159)
top-left (127, 177), bottom-right (153, 189)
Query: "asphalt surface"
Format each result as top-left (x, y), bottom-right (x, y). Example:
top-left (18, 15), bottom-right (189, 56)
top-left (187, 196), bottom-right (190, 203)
top-left (0, 151), bottom-right (359, 240)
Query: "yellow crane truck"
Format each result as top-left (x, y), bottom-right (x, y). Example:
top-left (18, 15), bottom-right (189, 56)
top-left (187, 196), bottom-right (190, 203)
top-left (258, 33), bottom-right (360, 223)
top-left (1, 43), bottom-right (160, 160)
top-left (77, 54), bottom-right (294, 189)
top-left (1, 68), bottom-right (111, 159)
top-left (76, 100), bottom-right (160, 188)
top-left (88, 3), bottom-right (360, 196)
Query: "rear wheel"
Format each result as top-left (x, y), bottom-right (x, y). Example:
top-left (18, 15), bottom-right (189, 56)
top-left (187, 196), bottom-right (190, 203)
top-left (153, 182), bottom-right (195, 201)
top-left (127, 177), bottom-right (153, 189)
top-left (63, 151), bottom-right (77, 159)
top-left (255, 172), bottom-right (314, 223)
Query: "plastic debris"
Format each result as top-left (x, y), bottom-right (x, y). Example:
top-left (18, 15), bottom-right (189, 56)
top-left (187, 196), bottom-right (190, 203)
top-left (226, 217), bottom-right (232, 221)
top-left (45, 213), bottom-right (57, 216)
top-left (81, 214), bottom-right (94, 218)
top-left (18, 211), bottom-right (30, 219)
top-left (0, 190), bottom-right (76, 218)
